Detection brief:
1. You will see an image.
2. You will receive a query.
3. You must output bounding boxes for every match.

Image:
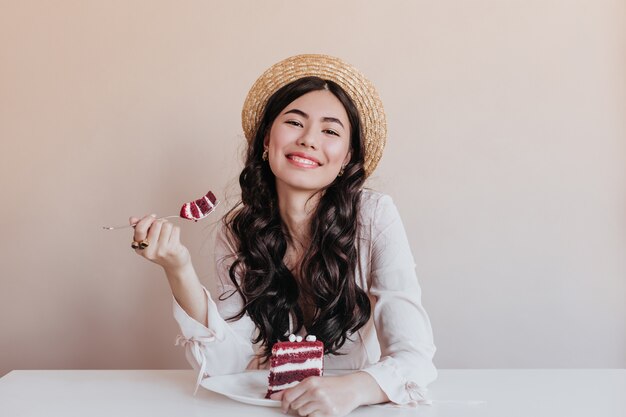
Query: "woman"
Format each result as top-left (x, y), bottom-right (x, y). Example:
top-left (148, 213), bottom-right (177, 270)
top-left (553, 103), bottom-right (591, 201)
top-left (129, 54), bottom-right (436, 417)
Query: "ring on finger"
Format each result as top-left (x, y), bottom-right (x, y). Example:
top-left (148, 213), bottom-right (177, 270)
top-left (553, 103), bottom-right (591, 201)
top-left (131, 241), bottom-right (140, 250)
top-left (138, 239), bottom-right (150, 249)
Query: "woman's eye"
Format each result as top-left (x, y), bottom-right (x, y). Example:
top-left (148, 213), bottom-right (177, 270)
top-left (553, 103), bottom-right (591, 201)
top-left (286, 120), bottom-right (303, 127)
top-left (323, 129), bottom-right (339, 137)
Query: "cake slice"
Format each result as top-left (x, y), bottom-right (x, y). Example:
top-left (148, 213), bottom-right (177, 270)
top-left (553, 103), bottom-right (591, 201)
top-left (266, 335), bottom-right (324, 398)
top-left (180, 191), bottom-right (218, 221)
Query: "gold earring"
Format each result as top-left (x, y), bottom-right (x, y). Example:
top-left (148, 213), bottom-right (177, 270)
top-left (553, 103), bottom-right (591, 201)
top-left (262, 148), bottom-right (269, 161)
top-left (338, 165), bottom-right (345, 177)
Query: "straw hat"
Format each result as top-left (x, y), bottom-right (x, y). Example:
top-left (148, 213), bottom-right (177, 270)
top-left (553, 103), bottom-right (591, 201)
top-left (241, 54), bottom-right (387, 177)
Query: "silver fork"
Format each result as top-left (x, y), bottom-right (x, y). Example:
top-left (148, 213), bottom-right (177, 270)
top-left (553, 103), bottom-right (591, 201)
top-left (102, 215), bottom-right (182, 230)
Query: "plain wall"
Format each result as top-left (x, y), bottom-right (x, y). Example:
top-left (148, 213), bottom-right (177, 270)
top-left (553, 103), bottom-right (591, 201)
top-left (1, 0), bottom-right (624, 377)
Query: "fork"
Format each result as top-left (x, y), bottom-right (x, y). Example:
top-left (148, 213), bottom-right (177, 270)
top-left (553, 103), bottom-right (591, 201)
top-left (102, 215), bottom-right (181, 230)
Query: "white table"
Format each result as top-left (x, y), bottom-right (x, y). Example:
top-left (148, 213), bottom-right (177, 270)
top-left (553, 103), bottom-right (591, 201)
top-left (1, 369), bottom-right (624, 417)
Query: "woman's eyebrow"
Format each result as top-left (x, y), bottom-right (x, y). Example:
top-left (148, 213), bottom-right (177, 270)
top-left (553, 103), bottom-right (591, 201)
top-left (284, 109), bottom-right (345, 129)
top-left (322, 117), bottom-right (344, 129)
top-left (284, 109), bottom-right (308, 118)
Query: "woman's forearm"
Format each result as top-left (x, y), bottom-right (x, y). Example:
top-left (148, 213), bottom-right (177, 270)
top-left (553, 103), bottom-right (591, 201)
top-left (164, 262), bottom-right (208, 327)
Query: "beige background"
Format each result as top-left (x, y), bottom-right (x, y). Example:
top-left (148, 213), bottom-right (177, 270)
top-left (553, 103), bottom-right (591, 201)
top-left (1, 0), bottom-right (624, 377)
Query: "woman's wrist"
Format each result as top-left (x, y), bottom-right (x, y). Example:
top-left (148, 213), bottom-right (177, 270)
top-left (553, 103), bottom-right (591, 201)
top-left (163, 260), bottom-right (196, 284)
top-left (343, 371), bottom-right (389, 407)
top-left (164, 261), bottom-right (209, 326)
top-left (164, 261), bottom-right (203, 303)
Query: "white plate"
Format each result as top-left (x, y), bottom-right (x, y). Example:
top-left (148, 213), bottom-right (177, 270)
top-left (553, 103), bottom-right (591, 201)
top-left (200, 370), bottom-right (279, 407)
top-left (200, 370), bottom-right (345, 407)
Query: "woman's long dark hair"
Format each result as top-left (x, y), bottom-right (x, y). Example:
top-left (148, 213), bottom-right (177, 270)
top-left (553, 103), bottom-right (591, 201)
top-left (221, 76), bottom-right (371, 361)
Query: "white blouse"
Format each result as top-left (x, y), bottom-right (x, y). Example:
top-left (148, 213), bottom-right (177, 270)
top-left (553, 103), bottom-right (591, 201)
top-left (173, 189), bottom-right (437, 404)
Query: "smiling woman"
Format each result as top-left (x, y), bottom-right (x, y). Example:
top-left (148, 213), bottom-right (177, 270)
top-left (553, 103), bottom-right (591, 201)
top-left (130, 54), bottom-right (436, 417)
top-left (266, 85), bottom-right (353, 195)
top-left (230, 75), bottom-right (370, 358)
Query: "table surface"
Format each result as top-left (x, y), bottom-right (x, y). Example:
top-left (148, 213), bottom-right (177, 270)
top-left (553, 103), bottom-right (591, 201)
top-left (1, 369), bottom-right (625, 417)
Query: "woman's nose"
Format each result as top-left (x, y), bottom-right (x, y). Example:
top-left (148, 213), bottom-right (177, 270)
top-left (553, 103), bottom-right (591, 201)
top-left (298, 127), bottom-right (318, 149)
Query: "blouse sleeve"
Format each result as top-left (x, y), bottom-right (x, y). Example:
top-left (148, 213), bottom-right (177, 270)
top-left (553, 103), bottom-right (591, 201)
top-left (359, 194), bottom-right (438, 405)
top-left (172, 223), bottom-right (256, 392)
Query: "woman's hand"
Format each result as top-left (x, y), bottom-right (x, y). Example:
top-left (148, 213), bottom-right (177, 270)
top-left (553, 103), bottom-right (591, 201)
top-left (129, 214), bottom-right (191, 274)
top-left (270, 372), bottom-right (388, 417)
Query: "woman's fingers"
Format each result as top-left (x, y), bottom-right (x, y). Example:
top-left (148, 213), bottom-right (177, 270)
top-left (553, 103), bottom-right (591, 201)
top-left (168, 225), bottom-right (181, 246)
top-left (132, 214), bottom-right (157, 242)
top-left (280, 378), bottom-right (317, 414)
top-left (157, 221), bottom-right (173, 248)
top-left (294, 401), bottom-right (321, 417)
top-left (269, 391), bottom-right (284, 401)
top-left (142, 218), bottom-right (165, 256)
top-left (288, 393), bottom-right (319, 416)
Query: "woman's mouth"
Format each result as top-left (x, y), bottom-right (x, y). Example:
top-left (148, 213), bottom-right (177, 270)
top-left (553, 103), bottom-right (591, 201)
top-left (286, 153), bottom-right (321, 168)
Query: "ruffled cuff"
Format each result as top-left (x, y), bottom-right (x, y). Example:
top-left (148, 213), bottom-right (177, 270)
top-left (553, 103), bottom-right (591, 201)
top-left (361, 357), bottom-right (434, 406)
top-left (173, 287), bottom-right (225, 340)
top-left (172, 287), bottom-right (225, 394)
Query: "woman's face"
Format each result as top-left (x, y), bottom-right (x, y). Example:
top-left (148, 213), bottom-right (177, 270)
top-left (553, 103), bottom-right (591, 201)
top-left (265, 90), bottom-right (352, 195)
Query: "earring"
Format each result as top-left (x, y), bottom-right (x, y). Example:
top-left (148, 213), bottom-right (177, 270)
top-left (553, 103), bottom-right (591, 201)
top-left (337, 165), bottom-right (345, 177)
top-left (262, 148), bottom-right (269, 161)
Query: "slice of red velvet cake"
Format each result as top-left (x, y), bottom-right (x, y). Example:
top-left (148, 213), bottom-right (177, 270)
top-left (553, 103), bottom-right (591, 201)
top-left (179, 191), bottom-right (218, 221)
top-left (266, 335), bottom-right (324, 398)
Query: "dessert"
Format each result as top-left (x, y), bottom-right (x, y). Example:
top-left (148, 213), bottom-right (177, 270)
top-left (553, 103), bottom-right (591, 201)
top-left (180, 191), bottom-right (218, 221)
top-left (266, 334), bottom-right (324, 398)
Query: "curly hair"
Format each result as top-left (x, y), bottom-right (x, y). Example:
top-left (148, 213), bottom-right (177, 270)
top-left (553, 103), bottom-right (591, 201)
top-left (221, 76), bottom-right (371, 362)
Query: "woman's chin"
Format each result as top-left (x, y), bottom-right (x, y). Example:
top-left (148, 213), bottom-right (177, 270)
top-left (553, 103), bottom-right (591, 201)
top-left (275, 174), bottom-right (335, 194)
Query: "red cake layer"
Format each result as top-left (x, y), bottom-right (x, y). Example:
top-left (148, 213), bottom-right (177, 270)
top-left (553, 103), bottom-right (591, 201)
top-left (190, 202), bottom-right (201, 218)
top-left (268, 368), bottom-right (322, 387)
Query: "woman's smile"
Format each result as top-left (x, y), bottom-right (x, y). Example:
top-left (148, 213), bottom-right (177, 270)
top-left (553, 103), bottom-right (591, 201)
top-left (286, 152), bottom-right (322, 168)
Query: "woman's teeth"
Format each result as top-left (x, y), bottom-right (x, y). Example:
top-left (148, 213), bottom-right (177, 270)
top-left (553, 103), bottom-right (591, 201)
top-left (290, 156), bottom-right (317, 166)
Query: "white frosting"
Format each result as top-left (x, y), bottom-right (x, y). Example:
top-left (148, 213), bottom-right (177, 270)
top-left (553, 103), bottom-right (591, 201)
top-left (295, 336), bottom-right (303, 342)
top-left (203, 195), bottom-right (216, 209)
top-left (270, 358), bottom-right (323, 373)
top-left (288, 334), bottom-right (296, 342)
top-left (274, 346), bottom-right (322, 355)
top-left (305, 335), bottom-right (316, 342)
